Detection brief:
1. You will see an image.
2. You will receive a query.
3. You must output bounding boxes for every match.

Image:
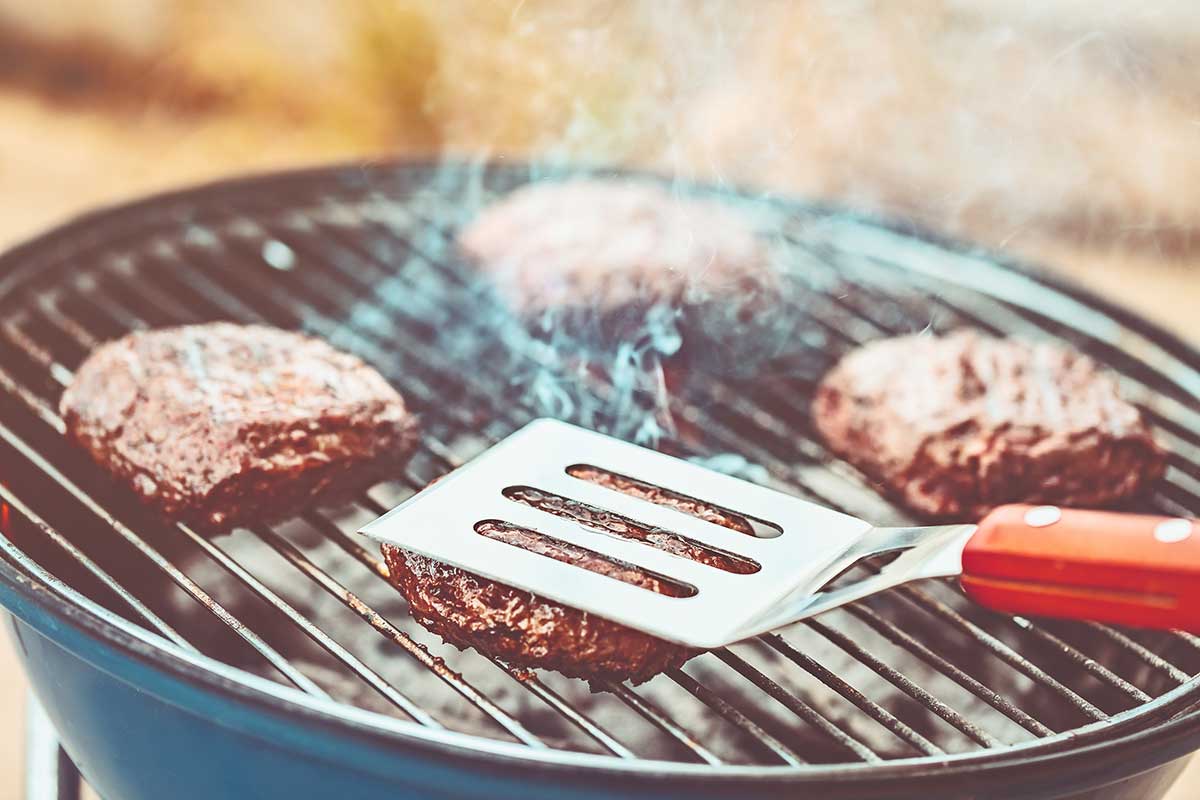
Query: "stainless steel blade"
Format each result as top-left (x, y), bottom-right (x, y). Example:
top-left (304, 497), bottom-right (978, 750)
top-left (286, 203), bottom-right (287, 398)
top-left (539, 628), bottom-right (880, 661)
top-left (359, 418), bottom-right (875, 648)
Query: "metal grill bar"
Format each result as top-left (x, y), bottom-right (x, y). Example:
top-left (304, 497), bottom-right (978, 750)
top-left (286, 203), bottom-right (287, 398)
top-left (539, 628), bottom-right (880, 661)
top-left (1083, 624), bottom-right (1192, 685)
top-left (0, 483), bottom-right (193, 651)
top-left (754, 634), bottom-right (943, 755)
top-left (302, 513), bottom-right (645, 760)
top-left (0, 393), bottom-right (327, 698)
top-left (348, 199), bottom-right (1200, 715)
top-left (35, 291), bottom-right (101, 349)
top-left (321, 224), bottom-right (1113, 743)
top-left (678, 290), bottom-right (1192, 708)
top-left (302, 510), bottom-right (390, 579)
top-left (801, 618), bottom-right (1017, 743)
top-left (840, 608), bottom-right (1052, 737)
top-left (1008, 616), bottom-right (1151, 703)
top-left (246, 523), bottom-right (545, 748)
top-left (0, 168), bottom-right (1195, 771)
top-left (1146, 430), bottom-right (1200, 486)
top-left (20, 288), bottom-right (550, 749)
top-left (510, 679), bottom-right (637, 759)
top-left (893, 587), bottom-right (1106, 721)
top-left (712, 649), bottom-right (880, 762)
top-left (0, 350), bottom-right (68, 433)
top-left (119, 226), bottom-right (934, 761)
top-left (0, 320), bottom-right (454, 726)
top-left (594, 682), bottom-right (723, 765)
top-left (338, 206), bottom-right (1167, 724)
top-left (175, 520), bottom-right (442, 726)
top-left (112, 239), bottom-right (704, 759)
top-left (2, 319), bottom-right (73, 387)
top-left (201, 222), bottom-right (911, 760)
top-left (666, 669), bottom-right (804, 765)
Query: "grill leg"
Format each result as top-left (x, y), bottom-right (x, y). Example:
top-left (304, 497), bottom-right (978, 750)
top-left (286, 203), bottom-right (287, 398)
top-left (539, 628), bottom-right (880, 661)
top-left (25, 691), bottom-right (81, 800)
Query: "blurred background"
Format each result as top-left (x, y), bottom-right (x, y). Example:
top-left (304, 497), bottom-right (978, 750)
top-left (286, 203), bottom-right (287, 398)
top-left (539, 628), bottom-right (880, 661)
top-left (0, 1), bottom-right (1196, 797)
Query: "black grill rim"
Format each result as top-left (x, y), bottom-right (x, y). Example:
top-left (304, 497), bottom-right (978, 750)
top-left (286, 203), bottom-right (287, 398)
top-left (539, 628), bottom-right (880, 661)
top-left (1, 157), bottom-right (1199, 785)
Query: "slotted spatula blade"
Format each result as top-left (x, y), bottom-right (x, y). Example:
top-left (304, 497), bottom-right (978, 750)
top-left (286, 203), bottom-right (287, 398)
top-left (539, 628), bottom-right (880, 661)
top-left (357, 419), bottom-right (954, 648)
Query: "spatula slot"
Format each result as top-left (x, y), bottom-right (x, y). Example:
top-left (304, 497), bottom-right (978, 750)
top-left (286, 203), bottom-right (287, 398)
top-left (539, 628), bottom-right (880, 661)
top-left (502, 486), bottom-right (761, 575)
top-left (816, 548), bottom-right (912, 594)
top-left (565, 464), bottom-right (783, 539)
top-left (473, 519), bottom-right (698, 598)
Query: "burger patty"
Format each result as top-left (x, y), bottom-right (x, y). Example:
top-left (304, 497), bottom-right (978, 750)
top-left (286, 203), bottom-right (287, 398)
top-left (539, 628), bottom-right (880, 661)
top-left (457, 179), bottom-right (792, 374)
top-left (384, 545), bottom-right (694, 685)
top-left (384, 470), bottom-right (760, 683)
top-left (61, 323), bottom-right (418, 534)
top-left (811, 330), bottom-right (1167, 520)
top-left (458, 178), bottom-right (775, 315)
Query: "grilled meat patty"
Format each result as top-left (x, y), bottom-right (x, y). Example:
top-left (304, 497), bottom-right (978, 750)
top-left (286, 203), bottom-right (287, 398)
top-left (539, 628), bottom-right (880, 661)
top-left (811, 330), bottom-right (1167, 520)
top-left (61, 323), bottom-right (418, 534)
top-left (383, 469), bottom-right (759, 683)
top-left (458, 178), bottom-right (791, 374)
top-left (384, 545), bottom-right (693, 685)
top-left (459, 178), bottom-right (774, 315)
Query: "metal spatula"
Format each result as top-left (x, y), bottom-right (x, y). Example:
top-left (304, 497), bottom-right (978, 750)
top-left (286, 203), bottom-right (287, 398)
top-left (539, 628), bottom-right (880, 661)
top-left (359, 419), bottom-right (1200, 647)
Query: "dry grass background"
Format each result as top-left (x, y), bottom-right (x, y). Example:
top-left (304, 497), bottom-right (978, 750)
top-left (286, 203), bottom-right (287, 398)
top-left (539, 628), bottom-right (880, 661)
top-left (0, 2), bottom-right (1197, 797)
top-left (0, 0), bottom-right (1195, 334)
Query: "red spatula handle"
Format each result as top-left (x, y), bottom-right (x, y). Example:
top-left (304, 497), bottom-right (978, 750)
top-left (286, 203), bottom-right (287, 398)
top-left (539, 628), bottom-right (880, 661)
top-left (960, 505), bottom-right (1200, 632)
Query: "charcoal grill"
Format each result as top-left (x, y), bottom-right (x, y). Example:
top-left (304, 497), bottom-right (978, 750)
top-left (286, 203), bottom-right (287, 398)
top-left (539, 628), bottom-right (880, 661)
top-left (1, 160), bottom-right (1200, 799)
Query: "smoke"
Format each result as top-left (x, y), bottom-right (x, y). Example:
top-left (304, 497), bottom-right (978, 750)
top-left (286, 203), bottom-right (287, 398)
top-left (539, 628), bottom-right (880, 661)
top-left (364, 4), bottom-right (816, 448)
top-left (401, 1), bottom-right (1200, 257)
top-left (356, 0), bottom-right (1200, 447)
top-left (424, 178), bottom-right (822, 446)
top-left (418, 1), bottom-right (758, 177)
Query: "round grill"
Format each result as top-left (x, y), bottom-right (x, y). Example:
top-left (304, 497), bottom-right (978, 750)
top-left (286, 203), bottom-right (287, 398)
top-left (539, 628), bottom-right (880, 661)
top-left (1, 161), bottom-right (1199, 774)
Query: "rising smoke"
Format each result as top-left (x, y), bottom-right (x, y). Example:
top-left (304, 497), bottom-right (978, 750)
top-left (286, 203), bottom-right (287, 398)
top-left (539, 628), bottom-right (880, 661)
top-left (361, 0), bottom-right (1200, 446)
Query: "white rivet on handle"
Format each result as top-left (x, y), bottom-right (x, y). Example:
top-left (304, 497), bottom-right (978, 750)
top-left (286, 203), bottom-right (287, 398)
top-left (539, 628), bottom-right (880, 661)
top-left (1024, 506), bottom-right (1062, 528)
top-left (1154, 518), bottom-right (1193, 543)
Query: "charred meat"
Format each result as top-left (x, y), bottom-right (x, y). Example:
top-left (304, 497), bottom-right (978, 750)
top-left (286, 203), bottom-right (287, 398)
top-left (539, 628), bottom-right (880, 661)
top-left (61, 323), bottom-right (418, 534)
top-left (812, 330), bottom-right (1167, 520)
top-left (458, 179), bottom-right (791, 374)
top-left (458, 178), bottom-right (775, 316)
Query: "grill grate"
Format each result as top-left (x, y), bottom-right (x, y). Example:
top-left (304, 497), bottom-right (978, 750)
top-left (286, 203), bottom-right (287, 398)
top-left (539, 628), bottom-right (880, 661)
top-left (0, 162), bottom-right (1198, 768)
